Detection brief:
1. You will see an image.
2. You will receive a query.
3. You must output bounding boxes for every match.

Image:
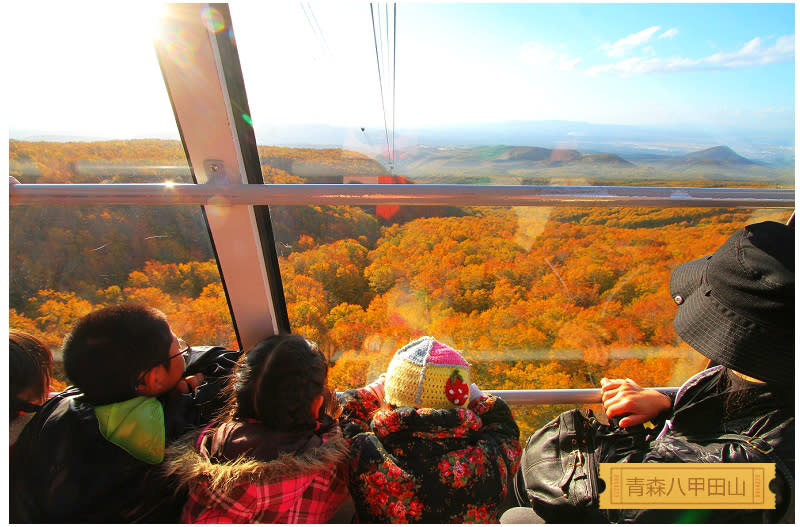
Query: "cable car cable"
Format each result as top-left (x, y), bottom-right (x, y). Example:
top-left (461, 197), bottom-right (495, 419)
top-left (391, 3), bottom-right (397, 175)
top-left (301, 3), bottom-right (330, 57)
top-left (370, 3), bottom-right (392, 173)
top-left (307, 4), bottom-right (331, 56)
top-left (384, 3), bottom-right (397, 175)
top-left (385, 5), bottom-right (390, 115)
top-left (376, 4), bottom-right (386, 84)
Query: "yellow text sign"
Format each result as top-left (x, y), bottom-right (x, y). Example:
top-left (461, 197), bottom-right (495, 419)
top-left (599, 463), bottom-right (775, 509)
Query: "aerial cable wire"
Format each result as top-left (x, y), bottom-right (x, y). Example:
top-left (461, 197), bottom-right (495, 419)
top-left (376, 4), bottom-right (386, 81)
top-left (370, 3), bottom-right (392, 174)
top-left (382, 3), bottom-right (390, 172)
top-left (391, 3), bottom-right (396, 175)
top-left (301, 3), bottom-right (330, 57)
top-left (300, 5), bottom-right (319, 47)
top-left (384, 3), bottom-right (394, 174)
top-left (307, 4), bottom-right (331, 55)
top-left (385, 5), bottom-right (390, 98)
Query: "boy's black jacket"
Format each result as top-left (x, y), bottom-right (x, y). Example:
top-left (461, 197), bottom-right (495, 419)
top-left (10, 346), bottom-right (240, 523)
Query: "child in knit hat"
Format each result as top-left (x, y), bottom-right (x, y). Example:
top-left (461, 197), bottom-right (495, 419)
top-left (338, 336), bottom-right (522, 523)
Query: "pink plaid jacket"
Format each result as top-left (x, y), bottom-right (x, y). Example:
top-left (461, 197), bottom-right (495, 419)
top-left (167, 426), bottom-right (350, 524)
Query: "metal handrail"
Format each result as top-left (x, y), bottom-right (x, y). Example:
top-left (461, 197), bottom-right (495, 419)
top-left (335, 387), bottom-right (680, 405)
top-left (9, 182), bottom-right (794, 208)
top-left (484, 387), bottom-right (678, 405)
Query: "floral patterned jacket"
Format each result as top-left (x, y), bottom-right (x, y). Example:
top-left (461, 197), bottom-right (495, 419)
top-left (339, 388), bottom-right (522, 523)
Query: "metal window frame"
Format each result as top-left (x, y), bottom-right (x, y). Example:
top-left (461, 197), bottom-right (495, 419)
top-left (151, 3), bottom-right (289, 352)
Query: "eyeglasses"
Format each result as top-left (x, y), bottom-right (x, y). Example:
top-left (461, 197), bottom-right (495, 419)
top-left (134, 337), bottom-right (191, 392)
top-left (168, 338), bottom-right (191, 362)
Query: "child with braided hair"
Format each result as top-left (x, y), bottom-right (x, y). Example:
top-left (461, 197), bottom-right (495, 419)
top-left (166, 334), bottom-right (353, 523)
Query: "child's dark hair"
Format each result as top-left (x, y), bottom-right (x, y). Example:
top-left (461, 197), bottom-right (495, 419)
top-left (10, 330), bottom-right (53, 418)
top-left (63, 304), bottom-right (173, 405)
top-left (229, 334), bottom-right (336, 432)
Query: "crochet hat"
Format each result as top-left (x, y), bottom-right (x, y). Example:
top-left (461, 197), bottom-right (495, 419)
top-left (384, 337), bottom-right (471, 409)
top-left (670, 221), bottom-right (794, 386)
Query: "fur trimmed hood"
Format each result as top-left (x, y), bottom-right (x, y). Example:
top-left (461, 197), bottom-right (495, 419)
top-left (164, 423), bottom-right (349, 495)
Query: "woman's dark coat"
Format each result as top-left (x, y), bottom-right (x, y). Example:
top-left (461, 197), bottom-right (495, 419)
top-left (602, 365), bottom-right (793, 523)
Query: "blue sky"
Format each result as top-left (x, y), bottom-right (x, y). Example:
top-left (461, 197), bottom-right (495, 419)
top-left (375, 3), bottom-right (795, 130)
top-left (6, 2), bottom-right (795, 139)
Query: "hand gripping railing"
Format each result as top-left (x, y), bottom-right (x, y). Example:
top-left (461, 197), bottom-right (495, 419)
top-left (483, 387), bottom-right (678, 405)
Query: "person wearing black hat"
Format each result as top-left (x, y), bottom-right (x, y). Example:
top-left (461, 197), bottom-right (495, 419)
top-left (598, 220), bottom-right (794, 523)
top-left (503, 221), bottom-right (794, 524)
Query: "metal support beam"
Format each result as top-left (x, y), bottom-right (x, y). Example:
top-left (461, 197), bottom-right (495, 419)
top-left (153, 4), bottom-right (289, 351)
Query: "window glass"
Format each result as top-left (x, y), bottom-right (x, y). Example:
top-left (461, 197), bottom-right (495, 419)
top-left (7, 3), bottom-right (178, 143)
top-left (8, 3), bottom-right (793, 439)
top-left (233, 3), bottom-right (794, 184)
top-left (8, 4), bottom-right (237, 390)
top-left (233, 3), bottom-right (794, 436)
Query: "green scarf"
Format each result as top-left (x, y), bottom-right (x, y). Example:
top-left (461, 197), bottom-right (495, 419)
top-left (94, 396), bottom-right (165, 464)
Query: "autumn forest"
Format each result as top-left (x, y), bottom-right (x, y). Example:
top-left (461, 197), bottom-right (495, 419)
top-left (9, 139), bottom-right (792, 434)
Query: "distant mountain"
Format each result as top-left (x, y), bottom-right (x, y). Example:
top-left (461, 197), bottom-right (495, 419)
top-left (399, 145), bottom-right (633, 171)
top-left (577, 153), bottom-right (634, 167)
top-left (629, 145), bottom-right (763, 173)
top-left (385, 144), bottom-right (643, 182)
top-left (394, 121), bottom-right (793, 167)
top-left (12, 119), bottom-right (794, 168)
top-left (385, 143), bottom-right (789, 184)
top-left (494, 146), bottom-right (573, 162)
top-left (679, 146), bottom-right (757, 165)
top-left (492, 147), bottom-right (632, 166)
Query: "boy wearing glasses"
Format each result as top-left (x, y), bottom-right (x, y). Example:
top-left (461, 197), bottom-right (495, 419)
top-left (10, 303), bottom-right (240, 523)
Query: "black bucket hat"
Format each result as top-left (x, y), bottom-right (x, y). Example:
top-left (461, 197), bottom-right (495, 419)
top-left (670, 221), bottom-right (794, 386)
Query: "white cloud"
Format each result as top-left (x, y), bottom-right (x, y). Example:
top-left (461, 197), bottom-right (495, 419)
top-left (659, 28), bottom-right (678, 39)
top-left (600, 26), bottom-right (661, 57)
top-left (758, 107), bottom-right (786, 114)
top-left (586, 34), bottom-right (794, 76)
top-left (521, 41), bottom-right (581, 71)
top-left (559, 56), bottom-right (582, 71)
top-left (704, 35), bottom-right (794, 67)
top-left (521, 41), bottom-right (558, 64)
top-left (585, 64), bottom-right (615, 77)
top-left (774, 35), bottom-right (794, 53)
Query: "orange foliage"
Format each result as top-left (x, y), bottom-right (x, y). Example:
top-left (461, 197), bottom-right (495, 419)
top-left (12, 140), bottom-right (792, 434)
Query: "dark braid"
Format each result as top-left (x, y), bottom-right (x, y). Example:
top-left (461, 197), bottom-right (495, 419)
top-left (228, 334), bottom-right (331, 433)
top-left (251, 342), bottom-right (280, 419)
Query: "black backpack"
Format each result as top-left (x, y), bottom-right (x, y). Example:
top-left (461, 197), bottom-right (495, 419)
top-left (514, 408), bottom-right (794, 524)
